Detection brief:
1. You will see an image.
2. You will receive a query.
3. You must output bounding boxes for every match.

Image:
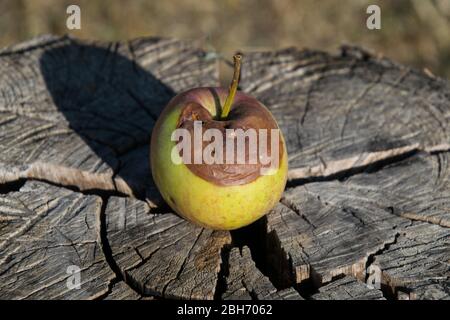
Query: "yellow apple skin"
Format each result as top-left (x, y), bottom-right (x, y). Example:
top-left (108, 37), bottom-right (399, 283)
top-left (150, 88), bottom-right (288, 230)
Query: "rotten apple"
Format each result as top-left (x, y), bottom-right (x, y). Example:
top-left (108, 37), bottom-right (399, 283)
top-left (150, 54), bottom-right (288, 230)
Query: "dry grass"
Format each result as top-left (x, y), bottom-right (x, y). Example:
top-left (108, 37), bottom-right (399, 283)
top-left (1, 0), bottom-right (450, 78)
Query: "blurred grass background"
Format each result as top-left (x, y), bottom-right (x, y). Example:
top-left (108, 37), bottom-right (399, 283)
top-left (1, 0), bottom-right (450, 78)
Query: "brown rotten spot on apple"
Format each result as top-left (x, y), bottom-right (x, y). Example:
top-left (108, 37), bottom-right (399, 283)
top-left (175, 92), bottom-right (284, 186)
top-left (170, 54), bottom-right (284, 187)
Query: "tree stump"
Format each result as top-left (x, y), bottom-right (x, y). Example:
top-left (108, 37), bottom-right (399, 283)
top-left (0, 35), bottom-right (449, 300)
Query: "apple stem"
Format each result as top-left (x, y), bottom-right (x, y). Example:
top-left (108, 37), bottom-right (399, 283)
top-left (221, 54), bottom-right (242, 119)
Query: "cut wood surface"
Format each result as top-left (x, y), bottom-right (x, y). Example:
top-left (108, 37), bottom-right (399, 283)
top-left (0, 35), bottom-right (449, 300)
top-left (223, 246), bottom-right (302, 300)
top-left (0, 181), bottom-right (115, 299)
top-left (0, 34), bottom-right (218, 203)
top-left (264, 152), bottom-right (450, 296)
top-left (311, 275), bottom-right (385, 300)
top-left (240, 47), bottom-right (450, 180)
top-left (105, 196), bottom-right (231, 299)
top-left (103, 281), bottom-right (142, 300)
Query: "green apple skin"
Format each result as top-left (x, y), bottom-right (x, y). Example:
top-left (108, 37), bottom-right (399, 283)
top-left (150, 87), bottom-right (288, 230)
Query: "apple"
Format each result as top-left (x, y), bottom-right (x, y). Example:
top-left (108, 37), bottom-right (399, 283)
top-left (150, 54), bottom-right (288, 230)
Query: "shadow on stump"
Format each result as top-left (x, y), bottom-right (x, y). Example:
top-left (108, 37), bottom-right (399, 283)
top-left (39, 41), bottom-right (175, 202)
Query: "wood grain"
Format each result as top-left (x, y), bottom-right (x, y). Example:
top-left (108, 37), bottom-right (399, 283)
top-left (263, 153), bottom-right (450, 299)
top-left (223, 246), bottom-right (303, 300)
top-left (1, 35), bottom-right (449, 300)
top-left (105, 196), bottom-right (231, 299)
top-left (0, 35), bottom-right (218, 203)
top-left (0, 181), bottom-right (114, 299)
top-left (240, 47), bottom-right (450, 180)
top-left (311, 275), bottom-right (385, 300)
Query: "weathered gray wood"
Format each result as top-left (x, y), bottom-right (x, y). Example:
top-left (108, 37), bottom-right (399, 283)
top-left (0, 35), bottom-right (218, 203)
top-left (372, 222), bottom-right (449, 300)
top-left (223, 246), bottom-right (303, 300)
top-left (405, 281), bottom-right (449, 300)
top-left (311, 275), bottom-right (385, 300)
top-left (265, 197), bottom-right (408, 286)
top-left (240, 47), bottom-right (450, 180)
top-left (105, 196), bottom-right (231, 299)
top-left (0, 181), bottom-right (115, 299)
top-left (1, 35), bottom-right (449, 300)
top-left (345, 152), bottom-right (450, 227)
top-left (103, 281), bottom-right (142, 300)
top-left (264, 153), bottom-right (450, 299)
